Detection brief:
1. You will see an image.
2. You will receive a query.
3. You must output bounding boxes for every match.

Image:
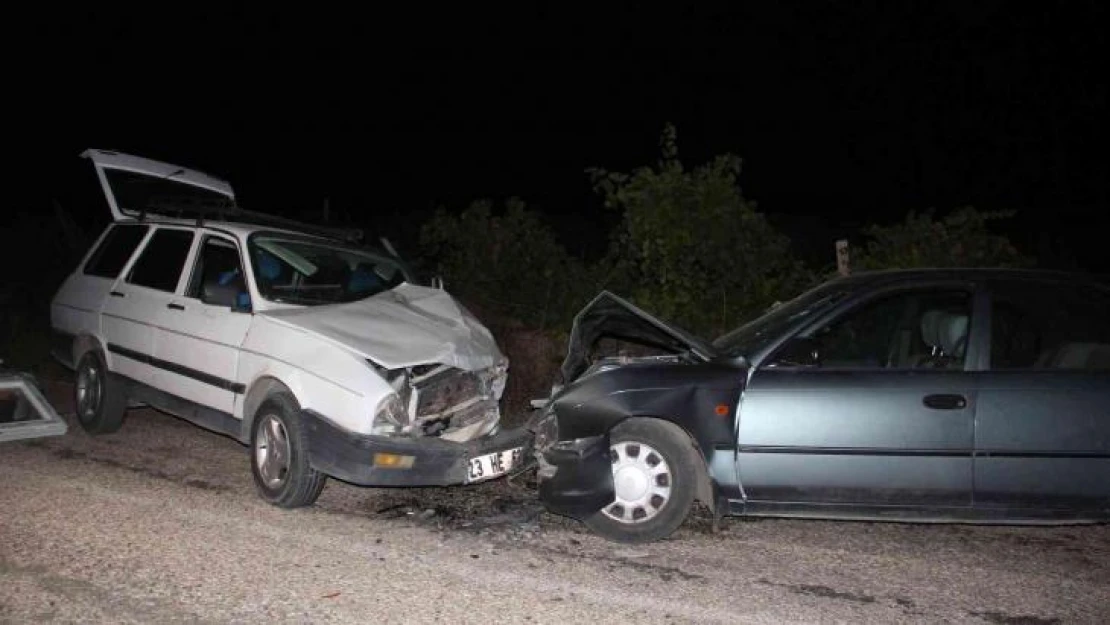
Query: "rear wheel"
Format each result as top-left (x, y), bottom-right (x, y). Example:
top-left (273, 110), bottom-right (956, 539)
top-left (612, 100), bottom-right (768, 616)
top-left (583, 418), bottom-right (701, 543)
top-left (73, 350), bottom-right (127, 434)
top-left (250, 393), bottom-right (327, 508)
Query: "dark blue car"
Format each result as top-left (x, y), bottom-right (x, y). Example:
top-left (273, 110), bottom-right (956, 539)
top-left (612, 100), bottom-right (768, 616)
top-left (528, 268), bottom-right (1110, 542)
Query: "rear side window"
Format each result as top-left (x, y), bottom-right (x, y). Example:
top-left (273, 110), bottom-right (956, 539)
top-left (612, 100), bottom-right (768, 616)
top-left (990, 281), bottom-right (1110, 371)
top-left (127, 229), bottom-right (195, 292)
top-left (83, 224), bottom-right (150, 278)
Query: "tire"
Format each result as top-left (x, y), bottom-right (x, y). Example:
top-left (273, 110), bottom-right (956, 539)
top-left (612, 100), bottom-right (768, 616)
top-left (250, 392), bottom-right (327, 508)
top-left (583, 418), bottom-right (702, 543)
top-left (73, 350), bottom-right (127, 434)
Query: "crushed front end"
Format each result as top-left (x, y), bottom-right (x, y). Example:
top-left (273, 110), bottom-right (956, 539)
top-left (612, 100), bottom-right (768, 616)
top-left (527, 404), bottom-right (615, 519)
top-left (303, 358), bottom-right (533, 488)
top-left (376, 361), bottom-right (508, 442)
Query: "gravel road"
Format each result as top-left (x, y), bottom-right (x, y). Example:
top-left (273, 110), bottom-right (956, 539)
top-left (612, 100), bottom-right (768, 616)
top-left (2, 379), bottom-right (1107, 624)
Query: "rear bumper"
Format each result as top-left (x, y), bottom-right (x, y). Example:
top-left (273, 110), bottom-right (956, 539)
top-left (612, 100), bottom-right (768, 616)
top-left (302, 410), bottom-right (533, 487)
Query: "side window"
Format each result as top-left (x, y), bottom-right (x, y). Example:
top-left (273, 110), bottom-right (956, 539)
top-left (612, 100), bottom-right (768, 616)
top-left (811, 289), bottom-right (972, 370)
top-left (187, 236), bottom-right (247, 303)
top-left (990, 282), bottom-right (1110, 371)
top-left (126, 229), bottom-right (195, 292)
top-left (83, 224), bottom-right (150, 278)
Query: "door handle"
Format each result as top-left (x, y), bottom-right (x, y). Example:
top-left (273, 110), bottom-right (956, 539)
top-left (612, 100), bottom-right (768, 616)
top-left (109, 291), bottom-right (125, 298)
top-left (167, 303), bottom-right (186, 311)
top-left (923, 394), bottom-right (967, 410)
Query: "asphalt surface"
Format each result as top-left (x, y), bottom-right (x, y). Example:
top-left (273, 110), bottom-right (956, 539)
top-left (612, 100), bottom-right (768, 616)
top-left (2, 379), bottom-right (1108, 624)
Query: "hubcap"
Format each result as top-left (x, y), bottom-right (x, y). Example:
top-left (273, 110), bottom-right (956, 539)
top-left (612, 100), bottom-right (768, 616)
top-left (602, 441), bottom-right (673, 524)
top-left (75, 360), bottom-right (102, 421)
top-left (255, 414), bottom-right (291, 489)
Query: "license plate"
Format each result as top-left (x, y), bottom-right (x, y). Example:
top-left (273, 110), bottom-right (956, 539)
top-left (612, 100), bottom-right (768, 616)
top-left (466, 446), bottom-right (524, 483)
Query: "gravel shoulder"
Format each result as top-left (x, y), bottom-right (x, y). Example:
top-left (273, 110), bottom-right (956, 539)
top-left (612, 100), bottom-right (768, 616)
top-left (2, 379), bottom-right (1107, 624)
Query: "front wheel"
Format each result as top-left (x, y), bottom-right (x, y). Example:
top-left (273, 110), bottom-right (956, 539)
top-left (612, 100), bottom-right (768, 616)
top-left (583, 418), bottom-right (701, 543)
top-left (250, 393), bottom-right (327, 508)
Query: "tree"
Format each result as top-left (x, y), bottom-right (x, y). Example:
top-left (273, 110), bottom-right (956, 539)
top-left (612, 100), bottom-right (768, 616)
top-left (590, 124), bottom-right (812, 337)
top-left (418, 197), bottom-right (595, 330)
top-left (853, 207), bottom-right (1033, 270)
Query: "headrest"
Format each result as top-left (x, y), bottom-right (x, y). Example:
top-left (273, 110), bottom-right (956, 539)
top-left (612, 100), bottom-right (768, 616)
top-left (937, 313), bottom-right (969, 357)
top-left (1051, 342), bottom-right (1110, 370)
top-left (257, 250), bottom-right (281, 280)
top-left (920, 310), bottom-right (944, 348)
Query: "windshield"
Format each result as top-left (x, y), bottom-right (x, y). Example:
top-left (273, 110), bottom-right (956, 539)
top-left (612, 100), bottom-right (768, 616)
top-left (247, 234), bottom-right (408, 306)
top-left (712, 280), bottom-right (850, 357)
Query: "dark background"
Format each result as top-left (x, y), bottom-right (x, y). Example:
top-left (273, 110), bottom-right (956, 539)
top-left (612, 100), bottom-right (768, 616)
top-left (14, 2), bottom-right (1109, 271)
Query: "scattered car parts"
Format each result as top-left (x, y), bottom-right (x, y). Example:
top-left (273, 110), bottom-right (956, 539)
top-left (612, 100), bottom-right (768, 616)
top-left (0, 367), bottom-right (68, 443)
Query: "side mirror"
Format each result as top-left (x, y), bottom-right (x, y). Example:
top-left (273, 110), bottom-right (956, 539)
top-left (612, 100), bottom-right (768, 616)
top-left (768, 336), bottom-right (821, 368)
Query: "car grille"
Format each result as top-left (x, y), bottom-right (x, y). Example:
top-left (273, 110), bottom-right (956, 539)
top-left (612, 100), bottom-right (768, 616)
top-left (413, 367), bottom-right (484, 417)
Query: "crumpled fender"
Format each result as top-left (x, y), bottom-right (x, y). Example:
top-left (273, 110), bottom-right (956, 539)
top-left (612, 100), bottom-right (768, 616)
top-left (534, 364), bottom-right (744, 520)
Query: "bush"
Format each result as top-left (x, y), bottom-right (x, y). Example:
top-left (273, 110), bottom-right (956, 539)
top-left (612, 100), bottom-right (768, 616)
top-left (854, 207), bottom-right (1033, 270)
top-left (0, 206), bottom-right (92, 372)
top-left (419, 197), bottom-right (599, 332)
top-left (589, 124), bottom-right (813, 337)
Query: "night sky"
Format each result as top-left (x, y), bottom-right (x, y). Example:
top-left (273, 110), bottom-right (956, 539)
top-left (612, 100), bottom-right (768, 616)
top-left (18, 3), bottom-right (1108, 271)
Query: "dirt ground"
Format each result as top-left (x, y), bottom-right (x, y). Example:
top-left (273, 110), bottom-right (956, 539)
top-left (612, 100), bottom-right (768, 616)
top-left (2, 377), bottom-right (1108, 624)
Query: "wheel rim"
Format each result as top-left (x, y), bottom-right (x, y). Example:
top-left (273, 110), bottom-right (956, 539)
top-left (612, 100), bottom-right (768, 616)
top-left (255, 414), bottom-right (291, 489)
top-left (75, 358), bottom-right (102, 421)
top-left (602, 440), bottom-right (673, 524)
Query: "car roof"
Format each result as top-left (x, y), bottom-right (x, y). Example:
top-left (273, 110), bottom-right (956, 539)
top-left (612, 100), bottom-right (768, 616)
top-left (118, 216), bottom-right (322, 241)
top-left (830, 267), bottom-right (1109, 290)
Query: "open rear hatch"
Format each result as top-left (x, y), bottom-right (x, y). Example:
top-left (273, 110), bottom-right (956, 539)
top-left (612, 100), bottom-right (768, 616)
top-left (82, 148), bottom-right (236, 222)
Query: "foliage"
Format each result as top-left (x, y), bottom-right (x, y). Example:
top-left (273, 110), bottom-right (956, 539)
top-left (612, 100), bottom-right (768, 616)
top-left (588, 124), bottom-right (813, 337)
top-left (418, 197), bottom-right (597, 331)
top-left (0, 207), bottom-right (92, 371)
top-left (853, 207), bottom-right (1033, 271)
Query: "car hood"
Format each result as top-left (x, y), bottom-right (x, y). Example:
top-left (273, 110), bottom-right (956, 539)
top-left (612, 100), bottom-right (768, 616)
top-left (561, 291), bottom-right (718, 383)
top-left (259, 283), bottom-right (505, 371)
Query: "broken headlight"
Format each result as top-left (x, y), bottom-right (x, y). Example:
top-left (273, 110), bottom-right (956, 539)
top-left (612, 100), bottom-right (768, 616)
top-left (371, 393), bottom-right (409, 436)
top-left (530, 409), bottom-right (559, 452)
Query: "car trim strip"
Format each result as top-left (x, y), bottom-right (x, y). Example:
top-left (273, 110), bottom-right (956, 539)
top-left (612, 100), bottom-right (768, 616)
top-left (738, 446), bottom-right (970, 457)
top-left (107, 343), bottom-right (246, 394)
top-left (975, 450), bottom-right (1110, 459)
top-left (738, 445), bottom-right (1109, 459)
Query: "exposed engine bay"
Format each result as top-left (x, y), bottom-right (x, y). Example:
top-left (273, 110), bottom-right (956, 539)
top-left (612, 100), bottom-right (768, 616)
top-left (384, 363), bottom-right (507, 443)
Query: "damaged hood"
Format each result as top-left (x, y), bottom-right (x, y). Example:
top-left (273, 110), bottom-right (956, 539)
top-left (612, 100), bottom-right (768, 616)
top-left (561, 291), bottom-right (718, 382)
top-left (260, 283), bottom-right (505, 371)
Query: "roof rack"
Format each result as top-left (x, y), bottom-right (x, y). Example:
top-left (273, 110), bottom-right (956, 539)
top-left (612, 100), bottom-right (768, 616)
top-left (138, 198), bottom-right (365, 244)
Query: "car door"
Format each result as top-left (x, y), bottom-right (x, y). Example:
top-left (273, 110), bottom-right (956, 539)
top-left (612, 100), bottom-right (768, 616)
top-left (104, 227), bottom-right (196, 385)
top-left (973, 278), bottom-right (1110, 513)
top-left (152, 232), bottom-right (252, 416)
top-left (736, 282), bottom-right (979, 509)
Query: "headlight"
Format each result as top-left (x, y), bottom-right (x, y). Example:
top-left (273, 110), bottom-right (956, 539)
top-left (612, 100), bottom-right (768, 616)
top-left (372, 393), bottom-right (409, 436)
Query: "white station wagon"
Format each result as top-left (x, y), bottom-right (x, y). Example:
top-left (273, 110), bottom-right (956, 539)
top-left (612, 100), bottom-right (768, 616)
top-left (50, 149), bottom-right (529, 507)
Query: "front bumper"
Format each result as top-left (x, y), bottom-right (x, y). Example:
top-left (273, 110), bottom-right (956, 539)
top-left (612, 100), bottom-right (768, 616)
top-left (303, 409), bottom-right (533, 487)
top-left (536, 433), bottom-right (616, 520)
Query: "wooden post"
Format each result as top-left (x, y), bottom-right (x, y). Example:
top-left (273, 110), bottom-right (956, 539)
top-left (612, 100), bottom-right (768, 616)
top-left (836, 239), bottom-right (851, 276)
